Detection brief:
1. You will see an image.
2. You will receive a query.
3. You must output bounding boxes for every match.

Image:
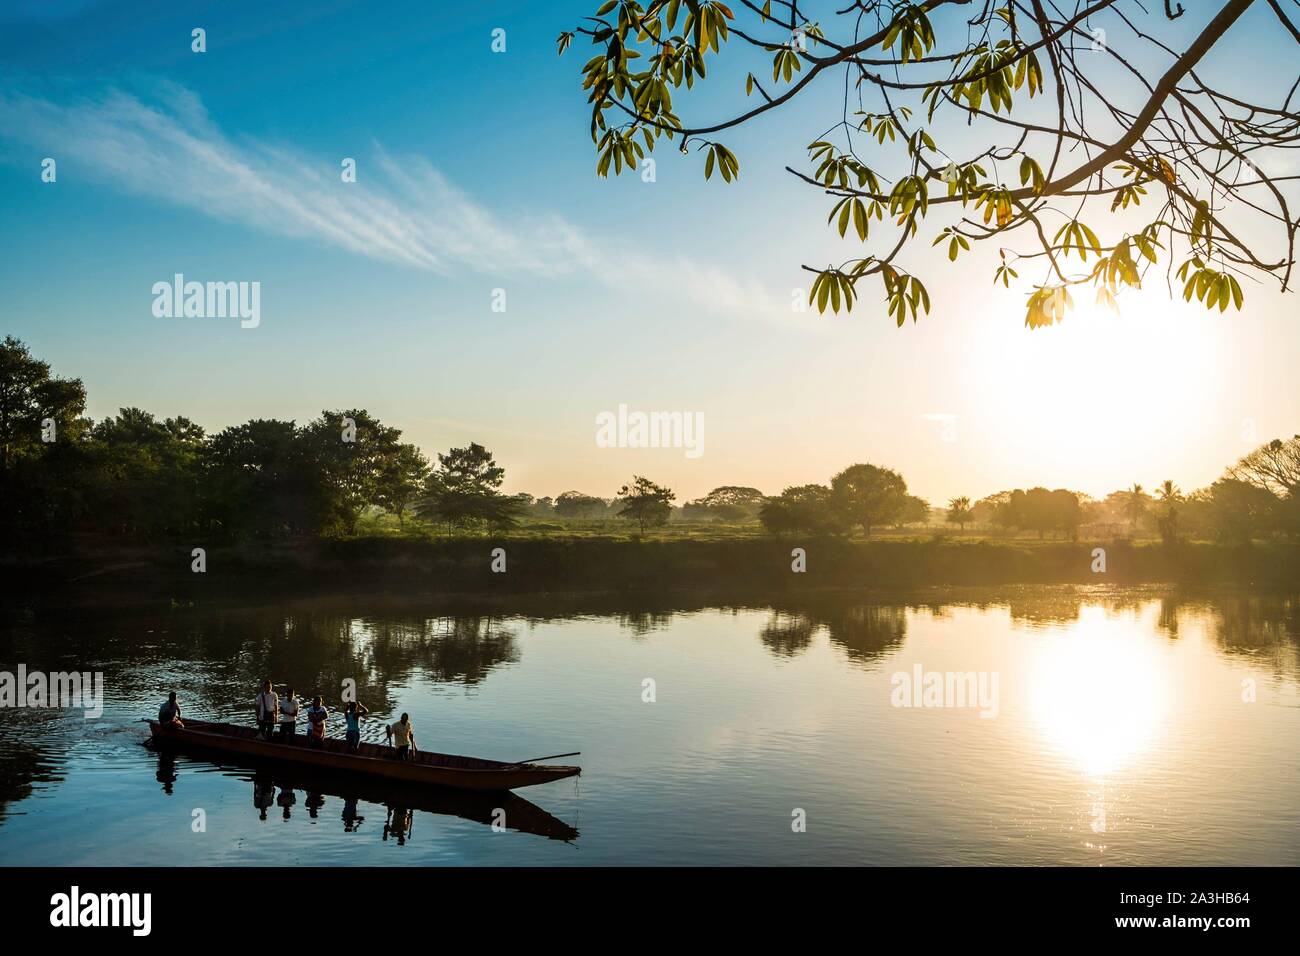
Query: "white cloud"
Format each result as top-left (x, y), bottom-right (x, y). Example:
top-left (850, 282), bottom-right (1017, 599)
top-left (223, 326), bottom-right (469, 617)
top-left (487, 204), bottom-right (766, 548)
top-left (0, 81), bottom-right (788, 321)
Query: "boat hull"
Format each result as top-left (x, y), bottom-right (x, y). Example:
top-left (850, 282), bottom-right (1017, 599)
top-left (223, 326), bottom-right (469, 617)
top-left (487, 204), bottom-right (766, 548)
top-left (149, 720), bottom-right (580, 792)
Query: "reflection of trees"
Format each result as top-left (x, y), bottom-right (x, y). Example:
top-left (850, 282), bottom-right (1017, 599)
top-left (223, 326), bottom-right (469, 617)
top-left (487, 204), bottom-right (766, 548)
top-left (1002, 593), bottom-right (1084, 626)
top-left (614, 611), bottom-right (675, 638)
top-left (214, 611), bottom-right (520, 717)
top-left (759, 613), bottom-right (815, 658)
top-left (0, 602), bottom-right (520, 725)
top-left (822, 605), bottom-right (908, 666)
top-left (0, 739), bottom-right (62, 825)
top-left (364, 616), bottom-right (519, 684)
top-left (1156, 597), bottom-right (1181, 638)
top-left (1206, 593), bottom-right (1300, 652)
top-left (754, 600), bottom-right (908, 667)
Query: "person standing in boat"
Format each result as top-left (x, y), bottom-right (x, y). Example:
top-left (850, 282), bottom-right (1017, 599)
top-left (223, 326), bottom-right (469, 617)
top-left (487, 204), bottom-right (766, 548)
top-left (158, 691), bottom-right (183, 729)
top-left (305, 695), bottom-right (329, 748)
top-left (386, 713), bottom-right (416, 760)
top-left (342, 700), bottom-right (369, 752)
top-left (254, 679), bottom-right (279, 740)
top-left (279, 687), bottom-right (299, 742)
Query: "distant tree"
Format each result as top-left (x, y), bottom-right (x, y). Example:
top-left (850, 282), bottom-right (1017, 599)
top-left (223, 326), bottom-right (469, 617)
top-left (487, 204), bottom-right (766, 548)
top-left (997, 487), bottom-right (1079, 539)
top-left (0, 336), bottom-right (87, 472)
top-left (946, 496), bottom-right (974, 531)
top-left (554, 490), bottom-right (610, 518)
top-left (973, 491), bottom-right (1013, 532)
top-left (205, 419), bottom-right (325, 538)
top-left (374, 443), bottom-right (429, 528)
top-left (1228, 436), bottom-right (1300, 499)
top-left (616, 475), bottom-right (675, 533)
top-left (1122, 483), bottom-right (1150, 532)
top-left (1155, 479), bottom-right (1182, 544)
top-left (897, 494), bottom-right (930, 527)
top-left (1049, 489), bottom-right (1082, 541)
top-left (1226, 436), bottom-right (1300, 537)
top-left (0, 337), bottom-right (89, 541)
top-left (417, 443), bottom-right (520, 533)
top-left (303, 409), bottom-right (404, 535)
top-left (760, 484), bottom-right (835, 535)
top-left (830, 463), bottom-right (907, 538)
top-left (1207, 477), bottom-right (1276, 543)
top-left (85, 407), bottom-right (206, 538)
top-left (700, 485), bottom-right (765, 521)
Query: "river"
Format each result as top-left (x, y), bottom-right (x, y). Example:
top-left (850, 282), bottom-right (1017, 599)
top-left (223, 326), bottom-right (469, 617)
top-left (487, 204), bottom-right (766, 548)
top-left (1, 586), bottom-right (1296, 865)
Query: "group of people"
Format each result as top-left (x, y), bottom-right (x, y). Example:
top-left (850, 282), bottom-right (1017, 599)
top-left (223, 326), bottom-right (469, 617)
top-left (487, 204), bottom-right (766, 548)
top-left (158, 681), bottom-right (419, 759)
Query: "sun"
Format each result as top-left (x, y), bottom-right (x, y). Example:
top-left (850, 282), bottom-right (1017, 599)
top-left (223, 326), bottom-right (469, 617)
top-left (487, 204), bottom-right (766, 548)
top-left (959, 286), bottom-right (1229, 494)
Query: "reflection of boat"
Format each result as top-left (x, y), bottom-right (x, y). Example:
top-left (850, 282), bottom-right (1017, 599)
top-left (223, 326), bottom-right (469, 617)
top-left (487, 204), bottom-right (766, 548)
top-left (149, 719), bottom-right (580, 791)
top-left (151, 746), bottom-right (580, 842)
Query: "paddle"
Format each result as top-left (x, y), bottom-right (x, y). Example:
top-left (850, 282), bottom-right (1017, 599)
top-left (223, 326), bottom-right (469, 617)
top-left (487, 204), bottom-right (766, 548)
top-left (515, 751), bottom-right (581, 764)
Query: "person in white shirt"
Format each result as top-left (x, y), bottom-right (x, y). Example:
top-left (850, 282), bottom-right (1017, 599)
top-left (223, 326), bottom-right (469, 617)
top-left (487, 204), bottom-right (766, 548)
top-left (279, 687), bottom-right (299, 742)
top-left (386, 713), bottom-right (416, 761)
top-left (254, 679), bottom-right (279, 740)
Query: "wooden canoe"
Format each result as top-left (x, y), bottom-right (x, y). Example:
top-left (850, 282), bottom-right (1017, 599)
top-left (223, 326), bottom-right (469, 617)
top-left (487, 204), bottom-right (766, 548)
top-left (148, 719), bottom-right (580, 792)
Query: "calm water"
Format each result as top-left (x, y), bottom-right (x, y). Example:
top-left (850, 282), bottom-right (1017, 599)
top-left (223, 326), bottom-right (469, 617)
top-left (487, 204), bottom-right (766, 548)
top-left (1, 587), bottom-right (1297, 865)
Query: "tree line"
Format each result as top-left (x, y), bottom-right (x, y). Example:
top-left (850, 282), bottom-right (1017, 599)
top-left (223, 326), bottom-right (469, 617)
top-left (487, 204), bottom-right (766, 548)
top-left (3, 337), bottom-right (1298, 546)
top-left (758, 456), bottom-right (1300, 545)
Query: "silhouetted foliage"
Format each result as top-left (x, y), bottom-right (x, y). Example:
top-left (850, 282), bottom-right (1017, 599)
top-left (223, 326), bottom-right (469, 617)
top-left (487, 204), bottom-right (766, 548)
top-left (616, 475), bottom-right (675, 533)
top-left (416, 443), bottom-right (521, 533)
top-left (5, 339), bottom-right (1300, 551)
top-left (760, 484), bottom-right (836, 535)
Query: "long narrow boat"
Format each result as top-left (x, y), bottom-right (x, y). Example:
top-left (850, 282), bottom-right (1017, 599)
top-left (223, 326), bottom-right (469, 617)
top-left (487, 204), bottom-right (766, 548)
top-left (148, 719), bottom-right (580, 792)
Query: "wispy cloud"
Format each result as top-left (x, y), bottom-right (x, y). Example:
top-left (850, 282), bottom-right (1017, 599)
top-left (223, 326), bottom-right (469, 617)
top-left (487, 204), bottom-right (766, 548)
top-left (0, 80), bottom-right (784, 320)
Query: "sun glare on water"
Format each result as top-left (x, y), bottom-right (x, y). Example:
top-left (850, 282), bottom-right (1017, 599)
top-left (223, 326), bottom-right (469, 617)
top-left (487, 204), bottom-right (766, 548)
top-left (1028, 608), bottom-right (1168, 777)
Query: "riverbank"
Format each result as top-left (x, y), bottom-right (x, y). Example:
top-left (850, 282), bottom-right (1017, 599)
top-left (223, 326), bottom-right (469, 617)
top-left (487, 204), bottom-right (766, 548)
top-left (4, 536), bottom-right (1297, 606)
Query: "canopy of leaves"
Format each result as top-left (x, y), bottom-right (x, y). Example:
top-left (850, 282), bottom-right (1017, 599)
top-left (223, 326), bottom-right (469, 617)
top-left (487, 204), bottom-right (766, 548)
top-left (561, 1), bottom-right (1297, 328)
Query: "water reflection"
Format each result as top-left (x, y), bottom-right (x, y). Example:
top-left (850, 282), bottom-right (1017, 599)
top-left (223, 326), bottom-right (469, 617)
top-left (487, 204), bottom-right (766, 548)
top-left (150, 748), bottom-right (578, 842)
top-left (1, 586), bottom-right (1297, 864)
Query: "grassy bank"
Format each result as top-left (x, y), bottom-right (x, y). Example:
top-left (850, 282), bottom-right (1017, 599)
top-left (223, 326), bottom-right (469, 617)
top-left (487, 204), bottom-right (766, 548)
top-left (5, 535), bottom-right (1298, 604)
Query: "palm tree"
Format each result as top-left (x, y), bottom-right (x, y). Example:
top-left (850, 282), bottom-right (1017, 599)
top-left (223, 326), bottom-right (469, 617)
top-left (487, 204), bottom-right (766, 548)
top-left (1123, 483), bottom-right (1148, 531)
top-left (946, 496), bottom-right (974, 532)
top-left (1155, 479), bottom-right (1181, 544)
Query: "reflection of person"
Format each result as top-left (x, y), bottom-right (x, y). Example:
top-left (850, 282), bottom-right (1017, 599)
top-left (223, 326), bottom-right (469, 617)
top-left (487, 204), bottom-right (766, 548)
top-left (305, 791), bottom-right (325, 819)
top-left (306, 696), bottom-right (328, 747)
top-left (155, 753), bottom-right (177, 794)
top-left (158, 691), bottom-right (183, 728)
top-left (383, 806), bottom-right (413, 845)
top-left (343, 700), bottom-right (369, 752)
top-left (254, 776), bottom-right (275, 821)
top-left (386, 713), bottom-right (415, 761)
top-left (279, 688), bottom-right (299, 742)
top-left (255, 680), bottom-right (279, 740)
top-left (276, 786), bottom-right (297, 820)
top-left (342, 796), bottom-right (364, 833)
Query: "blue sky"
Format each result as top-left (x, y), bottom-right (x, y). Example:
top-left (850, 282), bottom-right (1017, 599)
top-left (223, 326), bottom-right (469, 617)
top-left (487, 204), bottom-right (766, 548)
top-left (1, 1), bottom-right (1297, 503)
